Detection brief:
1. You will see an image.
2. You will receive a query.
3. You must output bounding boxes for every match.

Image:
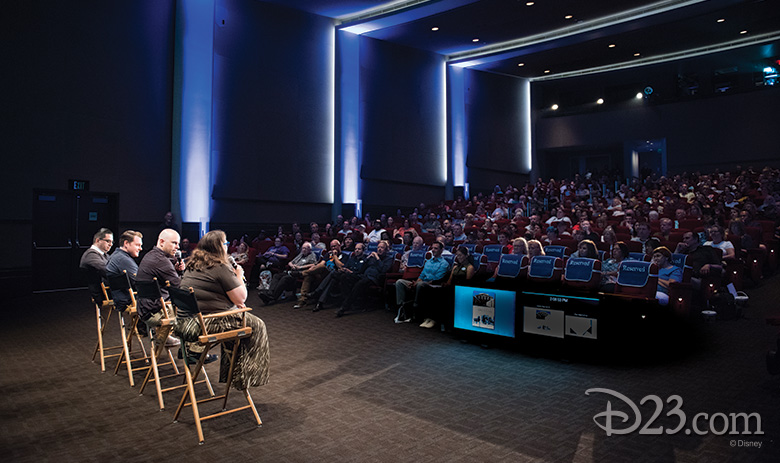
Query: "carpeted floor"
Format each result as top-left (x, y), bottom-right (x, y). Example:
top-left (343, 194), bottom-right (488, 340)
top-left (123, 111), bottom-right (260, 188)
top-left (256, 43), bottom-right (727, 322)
top-left (1, 276), bottom-right (779, 462)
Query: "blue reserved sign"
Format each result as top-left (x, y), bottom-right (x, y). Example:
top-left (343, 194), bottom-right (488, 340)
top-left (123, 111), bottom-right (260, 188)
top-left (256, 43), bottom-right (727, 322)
top-left (617, 261), bottom-right (652, 287)
top-left (565, 258), bottom-right (596, 282)
top-left (529, 256), bottom-right (558, 279)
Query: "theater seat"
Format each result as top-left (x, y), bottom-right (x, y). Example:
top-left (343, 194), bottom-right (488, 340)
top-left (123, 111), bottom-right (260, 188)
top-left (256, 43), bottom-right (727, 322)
top-left (543, 245), bottom-right (569, 259)
top-left (562, 257), bottom-right (602, 291)
top-left (527, 255), bottom-right (563, 285)
top-left (615, 261), bottom-right (659, 300)
top-left (482, 244), bottom-right (508, 273)
top-left (494, 254), bottom-right (529, 288)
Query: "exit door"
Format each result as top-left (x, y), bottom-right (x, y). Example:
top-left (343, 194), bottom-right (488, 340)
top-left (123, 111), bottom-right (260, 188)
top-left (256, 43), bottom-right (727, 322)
top-left (32, 190), bottom-right (119, 292)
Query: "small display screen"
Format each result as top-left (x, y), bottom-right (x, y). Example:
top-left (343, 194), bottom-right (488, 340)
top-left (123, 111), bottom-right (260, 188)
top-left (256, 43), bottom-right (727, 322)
top-left (453, 285), bottom-right (516, 338)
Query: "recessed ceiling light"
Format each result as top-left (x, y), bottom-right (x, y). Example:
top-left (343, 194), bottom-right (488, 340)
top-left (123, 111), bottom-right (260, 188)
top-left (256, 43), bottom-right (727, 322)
top-left (717, 18), bottom-right (725, 23)
top-left (551, 104), bottom-right (559, 110)
top-left (472, 38), bottom-right (479, 42)
top-left (431, 27), bottom-right (439, 31)
top-left (526, 2), bottom-right (534, 6)
top-left (634, 52), bottom-right (641, 57)
top-left (635, 93), bottom-right (643, 100)
top-left (609, 44), bottom-right (617, 49)
top-left (544, 69), bottom-right (550, 74)
top-left (564, 15), bottom-right (573, 20)
top-left (517, 63), bottom-right (525, 67)
top-left (596, 98), bottom-right (604, 105)
top-left (740, 30), bottom-right (748, 34)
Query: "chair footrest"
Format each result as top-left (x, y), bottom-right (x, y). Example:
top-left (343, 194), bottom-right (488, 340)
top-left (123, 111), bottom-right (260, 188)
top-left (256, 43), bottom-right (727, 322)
top-left (199, 404), bottom-right (253, 422)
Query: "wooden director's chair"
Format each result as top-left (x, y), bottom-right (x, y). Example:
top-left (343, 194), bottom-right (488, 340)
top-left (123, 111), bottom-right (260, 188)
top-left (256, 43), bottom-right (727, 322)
top-left (135, 278), bottom-right (215, 411)
top-left (87, 270), bottom-right (120, 373)
top-left (106, 270), bottom-right (150, 386)
top-left (168, 286), bottom-right (262, 444)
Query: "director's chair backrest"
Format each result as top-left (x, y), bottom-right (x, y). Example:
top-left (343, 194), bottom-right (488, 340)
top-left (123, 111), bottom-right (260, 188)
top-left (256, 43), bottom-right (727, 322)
top-left (107, 270), bottom-right (137, 308)
top-left (135, 278), bottom-right (172, 318)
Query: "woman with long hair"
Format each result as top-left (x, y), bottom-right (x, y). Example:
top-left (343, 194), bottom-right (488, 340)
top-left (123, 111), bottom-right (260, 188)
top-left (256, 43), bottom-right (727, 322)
top-left (576, 239), bottom-right (599, 259)
top-left (180, 230), bottom-right (270, 390)
top-left (600, 241), bottom-right (629, 292)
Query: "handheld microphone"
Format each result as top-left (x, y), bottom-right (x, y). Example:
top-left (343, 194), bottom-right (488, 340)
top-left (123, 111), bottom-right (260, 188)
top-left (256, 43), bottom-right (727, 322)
top-left (174, 250), bottom-right (182, 263)
top-left (227, 255), bottom-right (238, 269)
top-left (228, 255), bottom-right (247, 283)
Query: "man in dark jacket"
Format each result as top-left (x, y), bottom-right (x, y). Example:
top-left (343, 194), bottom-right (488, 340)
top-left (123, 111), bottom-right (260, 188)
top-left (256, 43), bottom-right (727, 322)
top-left (336, 241), bottom-right (395, 317)
top-left (79, 228), bottom-right (113, 301)
top-left (136, 228), bottom-right (186, 347)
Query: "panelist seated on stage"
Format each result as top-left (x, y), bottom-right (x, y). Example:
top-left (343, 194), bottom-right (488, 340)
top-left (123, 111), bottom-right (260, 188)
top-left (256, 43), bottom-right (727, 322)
top-left (79, 227), bottom-right (113, 301)
top-left (178, 230), bottom-right (270, 388)
top-left (136, 228), bottom-right (186, 347)
top-left (106, 230), bottom-right (143, 312)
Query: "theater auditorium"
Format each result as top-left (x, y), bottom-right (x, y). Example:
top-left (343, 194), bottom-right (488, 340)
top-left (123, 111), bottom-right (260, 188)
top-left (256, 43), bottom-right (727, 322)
top-left (3, 1), bottom-right (780, 461)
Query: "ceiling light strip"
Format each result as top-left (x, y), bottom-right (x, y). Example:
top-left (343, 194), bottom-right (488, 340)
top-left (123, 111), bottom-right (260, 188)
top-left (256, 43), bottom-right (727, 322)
top-left (530, 32), bottom-right (780, 81)
top-left (446, 0), bottom-right (707, 61)
top-left (336, 0), bottom-right (433, 25)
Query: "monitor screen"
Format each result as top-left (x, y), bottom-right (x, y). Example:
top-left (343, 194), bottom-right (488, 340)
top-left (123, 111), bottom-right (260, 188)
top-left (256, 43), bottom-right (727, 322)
top-left (453, 285), bottom-right (516, 338)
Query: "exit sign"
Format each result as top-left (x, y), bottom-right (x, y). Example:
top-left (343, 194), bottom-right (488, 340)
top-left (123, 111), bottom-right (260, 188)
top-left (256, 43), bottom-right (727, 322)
top-left (69, 179), bottom-right (90, 191)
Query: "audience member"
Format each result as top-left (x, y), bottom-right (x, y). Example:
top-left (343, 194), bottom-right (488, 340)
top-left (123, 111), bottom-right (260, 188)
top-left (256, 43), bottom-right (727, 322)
top-left (632, 222), bottom-right (661, 256)
top-left (394, 242), bottom-right (450, 325)
top-left (601, 241), bottom-right (628, 292)
top-left (336, 241), bottom-right (394, 317)
top-left (703, 224), bottom-right (735, 259)
top-left (256, 237), bottom-right (289, 270)
top-left (294, 239), bottom-right (344, 308)
top-left (258, 242), bottom-right (317, 305)
top-left (652, 246), bottom-right (683, 305)
top-left (310, 243), bottom-right (367, 312)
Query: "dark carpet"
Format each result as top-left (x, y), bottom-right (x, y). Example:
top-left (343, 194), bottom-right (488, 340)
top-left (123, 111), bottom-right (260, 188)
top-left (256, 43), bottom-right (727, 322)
top-left (1, 276), bottom-right (779, 462)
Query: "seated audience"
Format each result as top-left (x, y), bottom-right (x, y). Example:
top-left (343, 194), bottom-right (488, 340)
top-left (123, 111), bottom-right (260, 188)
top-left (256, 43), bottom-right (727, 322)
top-left (309, 243), bottom-right (367, 312)
top-left (336, 241), bottom-right (394, 317)
top-left (294, 239), bottom-right (345, 308)
top-left (258, 242), bottom-right (317, 305)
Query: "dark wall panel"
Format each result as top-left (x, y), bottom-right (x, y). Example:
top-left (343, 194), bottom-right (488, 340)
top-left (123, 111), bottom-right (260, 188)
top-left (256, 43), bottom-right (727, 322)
top-left (359, 36), bottom-right (446, 200)
top-left (210, 0), bottom-right (335, 221)
top-left (534, 88), bottom-right (780, 174)
top-left (465, 69), bottom-right (529, 183)
top-left (2, 0), bottom-right (175, 268)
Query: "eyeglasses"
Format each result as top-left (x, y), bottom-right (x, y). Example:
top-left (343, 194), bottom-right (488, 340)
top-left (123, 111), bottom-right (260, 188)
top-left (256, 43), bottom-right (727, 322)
top-left (101, 239), bottom-right (113, 244)
top-left (223, 241), bottom-right (230, 246)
